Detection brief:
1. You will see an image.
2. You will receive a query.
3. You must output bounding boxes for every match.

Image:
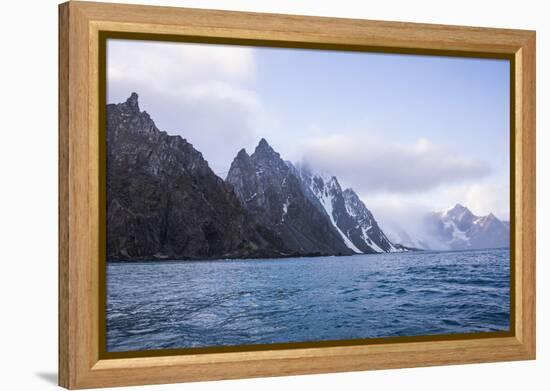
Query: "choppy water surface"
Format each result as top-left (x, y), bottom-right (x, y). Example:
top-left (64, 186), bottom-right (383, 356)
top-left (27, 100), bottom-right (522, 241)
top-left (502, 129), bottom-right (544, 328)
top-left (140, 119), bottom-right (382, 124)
top-left (106, 248), bottom-right (510, 352)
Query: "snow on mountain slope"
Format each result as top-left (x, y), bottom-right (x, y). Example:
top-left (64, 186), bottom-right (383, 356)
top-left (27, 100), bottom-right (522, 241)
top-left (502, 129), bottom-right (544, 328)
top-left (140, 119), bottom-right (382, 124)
top-left (426, 204), bottom-right (510, 250)
top-left (342, 188), bottom-right (401, 253)
top-left (291, 163), bottom-right (403, 254)
top-left (315, 182), bottom-right (362, 253)
top-left (226, 139), bottom-right (355, 256)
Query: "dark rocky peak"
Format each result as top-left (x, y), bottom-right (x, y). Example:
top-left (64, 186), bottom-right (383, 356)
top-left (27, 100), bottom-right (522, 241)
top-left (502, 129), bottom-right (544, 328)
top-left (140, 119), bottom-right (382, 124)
top-left (249, 139), bottom-right (290, 180)
top-left (106, 97), bottom-right (289, 261)
top-left (311, 175), bottom-right (324, 189)
top-left (107, 94), bottom-right (216, 182)
top-left (236, 148), bottom-right (250, 160)
top-left (114, 92), bottom-right (142, 116)
top-left (226, 148), bottom-right (257, 204)
top-left (328, 175), bottom-right (341, 190)
top-left (308, 172), bottom-right (340, 199)
top-left (107, 92), bottom-right (160, 136)
top-left (229, 148), bottom-right (253, 170)
top-left (125, 92), bottom-right (140, 111)
top-left (253, 138), bottom-right (280, 160)
top-left (256, 137), bottom-right (273, 151)
top-left (226, 141), bottom-right (354, 256)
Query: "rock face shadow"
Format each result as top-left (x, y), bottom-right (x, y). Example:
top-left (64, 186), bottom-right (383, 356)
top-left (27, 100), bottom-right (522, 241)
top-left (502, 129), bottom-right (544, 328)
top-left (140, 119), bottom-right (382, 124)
top-left (35, 372), bottom-right (57, 385)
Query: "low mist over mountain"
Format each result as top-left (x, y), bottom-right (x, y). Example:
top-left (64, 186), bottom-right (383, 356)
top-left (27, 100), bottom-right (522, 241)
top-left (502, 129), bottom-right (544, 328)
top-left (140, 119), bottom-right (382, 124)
top-left (290, 164), bottom-right (399, 254)
top-left (225, 139), bottom-right (354, 256)
top-left (106, 93), bottom-right (507, 260)
top-left (106, 94), bottom-right (404, 260)
top-left (386, 204), bottom-right (510, 251)
top-left (425, 204), bottom-right (510, 250)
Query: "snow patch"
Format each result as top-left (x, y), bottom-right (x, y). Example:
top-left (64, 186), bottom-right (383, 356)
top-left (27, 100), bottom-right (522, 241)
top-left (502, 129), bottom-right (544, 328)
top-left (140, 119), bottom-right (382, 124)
top-left (361, 227), bottom-right (383, 252)
top-left (317, 186), bottom-right (362, 254)
top-left (245, 193), bottom-right (257, 203)
top-left (443, 219), bottom-right (469, 242)
top-left (282, 198), bottom-right (290, 221)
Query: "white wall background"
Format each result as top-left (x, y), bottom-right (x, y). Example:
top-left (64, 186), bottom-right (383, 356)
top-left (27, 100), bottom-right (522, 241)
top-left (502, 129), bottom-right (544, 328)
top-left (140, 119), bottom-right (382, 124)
top-left (0, 0), bottom-right (546, 389)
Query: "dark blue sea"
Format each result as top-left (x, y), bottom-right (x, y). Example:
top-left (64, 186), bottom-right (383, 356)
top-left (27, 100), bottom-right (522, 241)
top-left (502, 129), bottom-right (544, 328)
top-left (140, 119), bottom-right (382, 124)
top-left (106, 248), bottom-right (510, 352)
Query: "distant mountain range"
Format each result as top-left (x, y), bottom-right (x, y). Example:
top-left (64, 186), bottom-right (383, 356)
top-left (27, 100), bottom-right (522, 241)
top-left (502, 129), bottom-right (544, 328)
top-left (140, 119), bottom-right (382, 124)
top-left (106, 93), bottom-right (509, 260)
top-left (386, 204), bottom-right (510, 251)
top-left (425, 204), bottom-right (510, 250)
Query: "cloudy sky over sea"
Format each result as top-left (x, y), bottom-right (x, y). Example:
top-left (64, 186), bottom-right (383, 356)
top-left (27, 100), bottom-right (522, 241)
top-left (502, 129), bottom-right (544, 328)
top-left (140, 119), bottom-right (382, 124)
top-left (107, 39), bottom-right (510, 227)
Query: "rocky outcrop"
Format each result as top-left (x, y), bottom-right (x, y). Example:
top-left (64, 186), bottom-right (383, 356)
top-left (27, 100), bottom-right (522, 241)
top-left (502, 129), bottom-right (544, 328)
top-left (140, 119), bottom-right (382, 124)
top-left (107, 93), bottom-right (411, 260)
top-left (293, 164), bottom-right (401, 254)
top-left (106, 93), bottom-right (289, 260)
top-left (342, 188), bottom-right (399, 253)
top-left (226, 139), bottom-right (355, 256)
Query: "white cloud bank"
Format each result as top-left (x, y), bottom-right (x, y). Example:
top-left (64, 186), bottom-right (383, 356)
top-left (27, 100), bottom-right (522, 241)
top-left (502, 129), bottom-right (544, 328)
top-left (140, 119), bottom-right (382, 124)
top-left (107, 39), bottom-right (264, 175)
top-left (301, 133), bottom-right (509, 237)
top-left (302, 134), bottom-right (492, 194)
top-left (363, 177), bottom-right (510, 247)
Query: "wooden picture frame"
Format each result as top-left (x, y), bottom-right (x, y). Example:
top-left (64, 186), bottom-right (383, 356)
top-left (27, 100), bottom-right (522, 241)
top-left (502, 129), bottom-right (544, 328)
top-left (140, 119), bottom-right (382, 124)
top-left (59, 1), bottom-right (536, 389)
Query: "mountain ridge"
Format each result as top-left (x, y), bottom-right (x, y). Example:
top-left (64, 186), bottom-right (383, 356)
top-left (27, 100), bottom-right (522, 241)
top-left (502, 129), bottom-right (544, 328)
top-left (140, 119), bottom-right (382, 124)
top-left (106, 93), bottom-right (291, 261)
top-left (106, 93), bottom-right (505, 260)
top-left (225, 139), bottom-right (356, 256)
top-left (424, 203), bottom-right (510, 250)
top-left (291, 163), bottom-right (402, 254)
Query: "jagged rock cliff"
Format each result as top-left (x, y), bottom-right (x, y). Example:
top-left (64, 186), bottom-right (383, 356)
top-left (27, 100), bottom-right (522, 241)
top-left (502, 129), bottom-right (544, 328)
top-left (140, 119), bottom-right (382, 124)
top-left (342, 188), bottom-right (399, 253)
top-left (106, 93), bottom-right (288, 260)
top-left (107, 94), bottom-right (407, 260)
top-left (293, 164), bottom-right (400, 254)
top-left (225, 139), bottom-right (355, 256)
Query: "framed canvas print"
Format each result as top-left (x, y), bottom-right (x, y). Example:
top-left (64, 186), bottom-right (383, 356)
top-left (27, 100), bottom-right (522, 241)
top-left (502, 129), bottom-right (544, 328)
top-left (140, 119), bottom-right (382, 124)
top-left (58, 1), bottom-right (536, 389)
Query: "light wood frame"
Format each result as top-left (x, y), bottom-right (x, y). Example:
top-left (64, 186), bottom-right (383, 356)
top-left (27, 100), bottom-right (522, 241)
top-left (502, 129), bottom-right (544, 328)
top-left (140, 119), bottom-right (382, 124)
top-left (59, 1), bottom-right (536, 389)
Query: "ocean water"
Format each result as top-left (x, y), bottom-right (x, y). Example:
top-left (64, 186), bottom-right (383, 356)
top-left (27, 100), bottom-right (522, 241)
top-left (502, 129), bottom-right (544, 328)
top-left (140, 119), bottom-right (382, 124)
top-left (106, 248), bottom-right (510, 352)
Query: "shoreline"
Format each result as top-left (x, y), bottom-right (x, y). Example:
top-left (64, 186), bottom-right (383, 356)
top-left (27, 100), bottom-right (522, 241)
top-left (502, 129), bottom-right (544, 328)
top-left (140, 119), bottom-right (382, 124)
top-left (106, 247), bottom-right (510, 264)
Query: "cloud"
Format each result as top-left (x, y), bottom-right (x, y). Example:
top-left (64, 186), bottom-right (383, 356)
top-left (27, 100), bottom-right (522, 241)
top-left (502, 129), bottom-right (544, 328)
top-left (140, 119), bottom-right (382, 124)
top-left (362, 177), bottom-right (509, 250)
top-left (359, 196), bottom-right (447, 249)
top-left (302, 134), bottom-right (492, 194)
top-left (107, 39), bottom-right (263, 175)
top-left (108, 39), bottom-right (256, 87)
top-left (106, 40), bottom-right (506, 224)
top-left (433, 179), bottom-right (510, 221)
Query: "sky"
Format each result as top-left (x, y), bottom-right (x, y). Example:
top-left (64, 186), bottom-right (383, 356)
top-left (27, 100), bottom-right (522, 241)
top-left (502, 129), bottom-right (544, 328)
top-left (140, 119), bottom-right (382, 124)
top-left (107, 39), bottom-right (510, 231)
